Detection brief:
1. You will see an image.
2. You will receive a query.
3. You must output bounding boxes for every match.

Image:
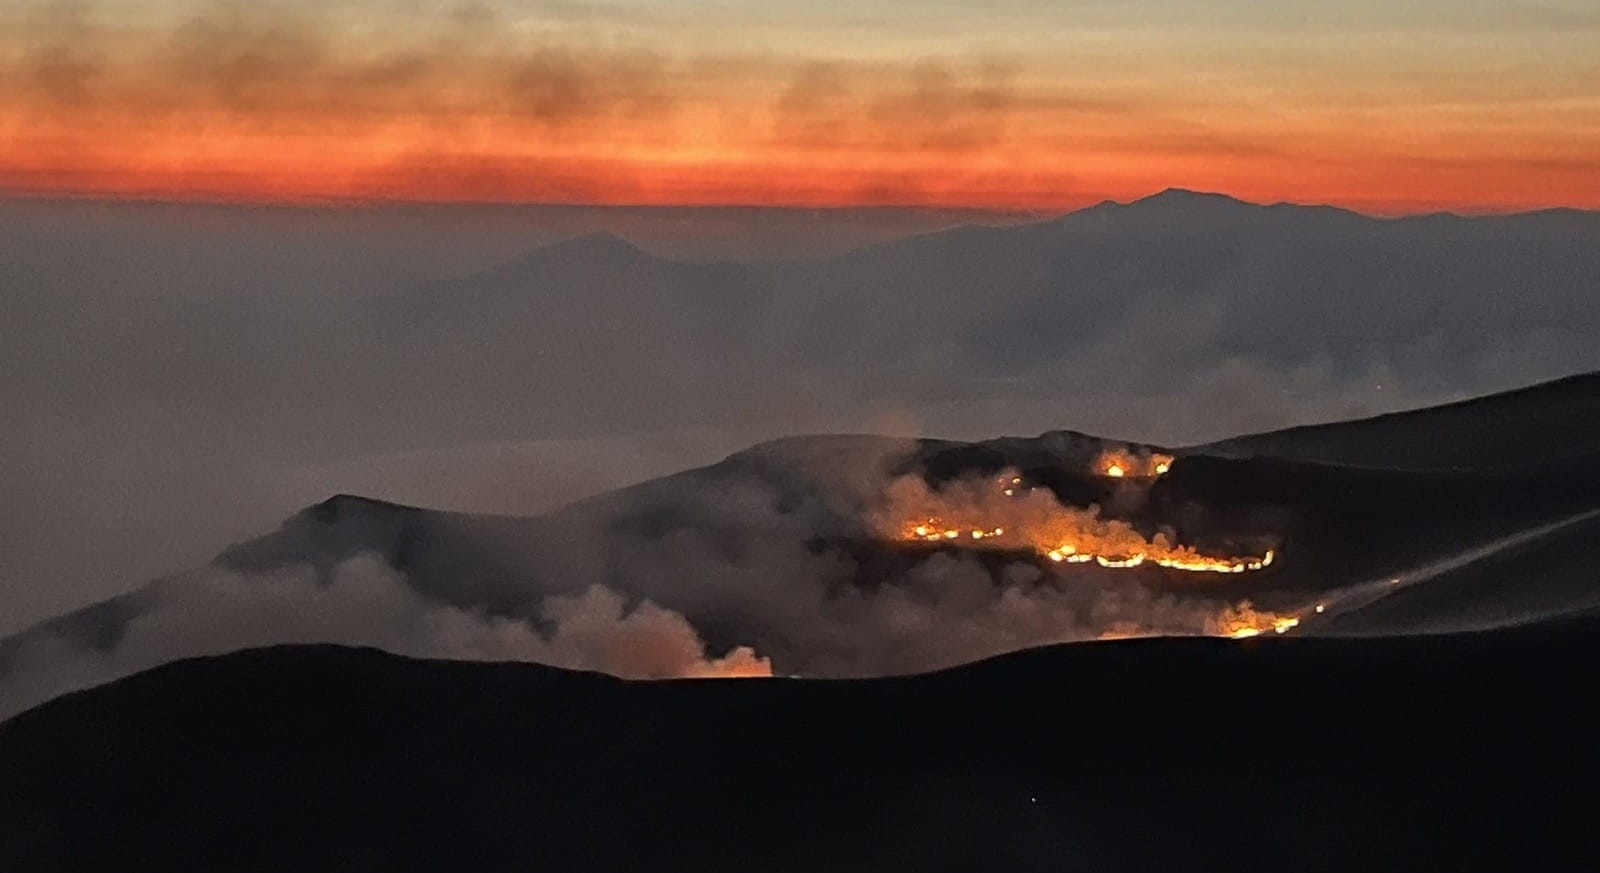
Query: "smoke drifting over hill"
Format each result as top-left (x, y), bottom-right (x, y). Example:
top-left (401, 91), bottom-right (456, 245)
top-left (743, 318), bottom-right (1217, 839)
top-left (7, 368), bottom-right (1600, 718)
top-left (3, 192), bottom-right (1598, 653)
top-left (0, 532), bottom-right (1299, 719)
top-left (0, 556), bottom-right (772, 719)
top-left (1, 436), bottom-right (1297, 717)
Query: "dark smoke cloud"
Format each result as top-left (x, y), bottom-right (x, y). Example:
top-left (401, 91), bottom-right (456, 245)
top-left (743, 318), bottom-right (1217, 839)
top-left (771, 57), bottom-right (1025, 155)
top-left (505, 46), bottom-right (678, 129)
top-left (3, 2), bottom-right (685, 133)
top-left (2, 0), bottom-right (1026, 149)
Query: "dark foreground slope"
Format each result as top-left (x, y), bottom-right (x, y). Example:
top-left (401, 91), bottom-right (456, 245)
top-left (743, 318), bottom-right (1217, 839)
top-left (5, 628), bottom-right (1598, 873)
top-left (1312, 509), bottom-right (1600, 636)
top-left (1197, 370), bottom-right (1600, 470)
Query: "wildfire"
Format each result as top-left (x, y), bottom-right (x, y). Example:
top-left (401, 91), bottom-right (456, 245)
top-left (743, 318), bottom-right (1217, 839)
top-left (1097, 605), bottom-right (1303, 641)
top-left (911, 522), bottom-right (1003, 542)
top-left (1045, 545), bottom-right (1095, 563)
top-left (1149, 549), bottom-right (1275, 574)
top-left (890, 469), bottom-right (1277, 576)
top-left (1212, 603), bottom-right (1302, 639)
top-left (879, 466), bottom-right (1297, 641)
top-left (1095, 449), bottom-right (1175, 479)
top-left (901, 514), bottom-right (1275, 576)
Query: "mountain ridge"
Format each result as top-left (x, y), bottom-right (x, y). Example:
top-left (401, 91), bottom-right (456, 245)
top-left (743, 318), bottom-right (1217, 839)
top-left (5, 627), bottom-right (1596, 870)
top-left (1198, 369), bottom-right (1600, 469)
top-left (5, 370), bottom-right (1600, 722)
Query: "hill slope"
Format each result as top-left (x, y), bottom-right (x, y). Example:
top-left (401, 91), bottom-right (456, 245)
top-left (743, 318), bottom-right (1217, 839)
top-left (4, 630), bottom-right (1597, 872)
top-left (1196, 370), bottom-right (1600, 469)
top-left (5, 372), bottom-right (1600, 721)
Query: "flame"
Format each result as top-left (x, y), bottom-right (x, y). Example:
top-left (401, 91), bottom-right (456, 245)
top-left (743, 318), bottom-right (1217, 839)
top-left (1212, 602), bottom-right (1302, 639)
top-left (911, 519), bottom-right (1005, 543)
top-left (679, 648), bottom-right (775, 679)
top-left (1096, 605), bottom-right (1303, 641)
top-left (889, 472), bottom-right (1277, 576)
top-left (879, 467), bottom-right (1299, 641)
top-left (1095, 449), bottom-right (1174, 479)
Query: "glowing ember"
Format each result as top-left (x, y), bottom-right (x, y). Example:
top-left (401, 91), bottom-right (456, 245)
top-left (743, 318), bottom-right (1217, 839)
top-left (912, 527), bottom-right (1271, 570)
top-left (1095, 449), bottom-right (1175, 479)
top-left (911, 520), bottom-right (1008, 543)
top-left (1213, 602), bottom-right (1302, 640)
top-left (891, 473), bottom-right (1278, 576)
top-left (880, 466), bottom-right (1294, 641)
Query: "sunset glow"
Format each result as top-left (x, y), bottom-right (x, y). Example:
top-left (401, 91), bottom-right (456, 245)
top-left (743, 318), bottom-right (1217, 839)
top-left (4, 1), bottom-right (1598, 212)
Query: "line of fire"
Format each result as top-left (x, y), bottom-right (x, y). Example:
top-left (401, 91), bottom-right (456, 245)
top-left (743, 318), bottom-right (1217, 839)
top-left (887, 449), bottom-right (1303, 638)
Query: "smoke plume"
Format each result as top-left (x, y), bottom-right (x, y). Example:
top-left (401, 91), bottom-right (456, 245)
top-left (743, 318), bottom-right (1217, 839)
top-left (0, 556), bottom-right (769, 720)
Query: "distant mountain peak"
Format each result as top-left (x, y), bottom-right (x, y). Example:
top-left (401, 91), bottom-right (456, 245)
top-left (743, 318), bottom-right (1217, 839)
top-left (1133, 188), bottom-right (1258, 210)
top-left (303, 493), bottom-right (419, 524)
top-left (535, 231), bottom-right (652, 262)
top-left (1065, 189), bottom-right (1264, 223)
top-left (427, 230), bottom-right (661, 291)
top-left (1065, 188), bottom-right (1377, 226)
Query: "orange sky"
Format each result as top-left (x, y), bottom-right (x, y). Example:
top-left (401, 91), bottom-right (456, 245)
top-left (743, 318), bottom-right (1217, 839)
top-left (3, 1), bottom-right (1598, 213)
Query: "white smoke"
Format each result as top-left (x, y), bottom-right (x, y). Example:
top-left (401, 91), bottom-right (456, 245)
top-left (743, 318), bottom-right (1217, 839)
top-left (0, 555), bottom-right (769, 720)
top-left (7, 436), bottom-right (1321, 721)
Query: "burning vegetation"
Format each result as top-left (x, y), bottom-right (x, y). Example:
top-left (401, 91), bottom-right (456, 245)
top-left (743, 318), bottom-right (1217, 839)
top-left (1211, 602), bottom-right (1301, 638)
top-left (880, 462), bottom-right (1302, 641)
top-left (1094, 448), bottom-right (1174, 479)
top-left (894, 471), bottom-right (1276, 576)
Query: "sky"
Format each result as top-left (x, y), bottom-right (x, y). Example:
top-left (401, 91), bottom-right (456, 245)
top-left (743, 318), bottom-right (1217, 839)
top-left (3, 0), bottom-right (1599, 212)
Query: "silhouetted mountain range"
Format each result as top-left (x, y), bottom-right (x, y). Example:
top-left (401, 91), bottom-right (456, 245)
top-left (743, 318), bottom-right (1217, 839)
top-left (109, 188), bottom-right (1594, 456)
